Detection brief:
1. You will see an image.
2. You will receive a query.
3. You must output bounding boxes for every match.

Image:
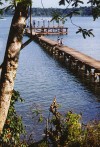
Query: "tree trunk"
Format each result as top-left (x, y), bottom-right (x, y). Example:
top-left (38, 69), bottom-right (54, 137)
top-left (0, 2), bottom-right (29, 134)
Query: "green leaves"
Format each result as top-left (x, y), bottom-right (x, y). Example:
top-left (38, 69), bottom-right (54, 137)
top-left (1, 90), bottom-right (25, 146)
top-left (76, 27), bottom-right (95, 38)
top-left (0, 0), bottom-right (4, 14)
top-left (88, 0), bottom-right (100, 6)
top-left (32, 105), bottom-right (44, 123)
top-left (59, 0), bottom-right (71, 5)
top-left (51, 11), bottom-right (62, 23)
top-left (58, 0), bottom-right (100, 21)
top-left (71, 0), bottom-right (84, 7)
top-left (59, 0), bottom-right (84, 7)
top-left (0, 1), bottom-right (3, 5)
top-left (0, 8), bottom-right (3, 15)
top-left (59, 0), bottom-right (66, 5)
top-left (87, 0), bottom-right (100, 20)
top-left (92, 7), bottom-right (100, 20)
top-left (66, 9), bottom-right (80, 18)
top-left (0, 0), bottom-right (32, 14)
top-left (45, 99), bottom-right (83, 146)
top-left (16, 0), bottom-right (32, 5)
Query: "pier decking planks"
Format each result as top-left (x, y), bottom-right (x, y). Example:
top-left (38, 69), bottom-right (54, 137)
top-left (39, 36), bottom-right (100, 71)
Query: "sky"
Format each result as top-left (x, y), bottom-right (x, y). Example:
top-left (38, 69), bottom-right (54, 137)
top-left (1, 0), bottom-right (89, 8)
top-left (32, 0), bottom-right (89, 8)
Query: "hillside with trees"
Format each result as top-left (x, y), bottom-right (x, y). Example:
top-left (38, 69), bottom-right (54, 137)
top-left (4, 7), bottom-right (92, 16)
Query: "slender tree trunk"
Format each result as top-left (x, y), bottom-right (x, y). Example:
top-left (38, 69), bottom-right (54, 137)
top-left (0, 2), bottom-right (29, 134)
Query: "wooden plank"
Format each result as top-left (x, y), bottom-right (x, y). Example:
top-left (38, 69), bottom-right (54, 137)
top-left (39, 36), bottom-right (57, 46)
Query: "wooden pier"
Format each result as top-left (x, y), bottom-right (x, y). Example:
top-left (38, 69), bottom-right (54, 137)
top-left (26, 30), bottom-right (100, 89)
top-left (27, 19), bottom-right (68, 35)
top-left (26, 26), bottom-right (68, 35)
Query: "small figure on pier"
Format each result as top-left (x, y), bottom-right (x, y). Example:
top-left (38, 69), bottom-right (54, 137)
top-left (57, 37), bottom-right (63, 46)
top-left (57, 36), bottom-right (60, 46)
top-left (60, 38), bottom-right (63, 46)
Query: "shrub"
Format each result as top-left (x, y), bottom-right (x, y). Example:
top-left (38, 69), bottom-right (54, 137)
top-left (31, 98), bottom-right (100, 147)
top-left (0, 96), bottom-right (100, 147)
top-left (0, 90), bottom-right (26, 147)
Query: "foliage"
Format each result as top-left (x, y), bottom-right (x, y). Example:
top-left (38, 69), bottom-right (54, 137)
top-left (92, 6), bottom-right (100, 20)
top-left (51, 11), bottom-right (67, 24)
top-left (83, 121), bottom-right (100, 147)
top-left (0, 96), bottom-right (100, 146)
top-left (76, 27), bottom-right (94, 38)
top-left (87, 0), bottom-right (100, 21)
top-left (31, 98), bottom-right (100, 147)
top-left (0, 0), bottom-right (32, 15)
top-left (0, 0), bottom-right (3, 5)
top-left (45, 98), bottom-right (83, 146)
top-left (59, 0), bottom-right (84, 7)
top-left (0, 90), bottom-right (26, 147)
top-left (52, 0), bottom-right (100, 38)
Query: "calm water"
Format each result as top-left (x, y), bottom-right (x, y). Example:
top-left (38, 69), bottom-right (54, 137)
top-left (0, 17), bottom-right (100, 138)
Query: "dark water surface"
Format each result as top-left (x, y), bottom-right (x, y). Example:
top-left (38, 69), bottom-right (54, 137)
top-left (0, 17), bottom-right (100, 138)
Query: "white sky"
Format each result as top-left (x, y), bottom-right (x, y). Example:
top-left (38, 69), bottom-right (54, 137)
top-left (1, 0), bottom-right (89, 8)
top-left (32, 0), bottom-right (89, 8)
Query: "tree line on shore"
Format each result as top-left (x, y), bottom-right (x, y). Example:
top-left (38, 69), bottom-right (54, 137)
top-left (4, 7), bottom-right (92, 16)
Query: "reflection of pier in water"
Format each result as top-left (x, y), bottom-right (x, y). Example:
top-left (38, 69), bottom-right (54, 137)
top-left (25, 29), bottom-right (100, 93)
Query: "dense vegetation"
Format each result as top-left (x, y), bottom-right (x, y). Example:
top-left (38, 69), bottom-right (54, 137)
top-left (0, 95), bottom-right (100, 146)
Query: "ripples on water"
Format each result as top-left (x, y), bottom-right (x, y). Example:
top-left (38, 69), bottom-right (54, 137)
top-left (0, 17), bottom-right (100, 138)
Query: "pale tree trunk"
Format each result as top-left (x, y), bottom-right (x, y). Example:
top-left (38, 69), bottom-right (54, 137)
top-left (0, 2), bottom-right (29, 134)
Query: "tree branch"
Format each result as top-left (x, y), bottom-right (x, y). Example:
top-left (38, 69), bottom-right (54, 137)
top-left (0, 38), bottom-right (32, 71)
top-left (21, 38), bottom-right (32, 50)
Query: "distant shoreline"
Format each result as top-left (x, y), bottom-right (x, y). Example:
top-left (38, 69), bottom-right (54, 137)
top-left (4, 7), bottom-right (92, 17)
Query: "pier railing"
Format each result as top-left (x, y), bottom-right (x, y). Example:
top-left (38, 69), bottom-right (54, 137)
top-left (26, 19), bottom-right (68, 35)
top-left (26, 26), bottom-right (68, 35)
